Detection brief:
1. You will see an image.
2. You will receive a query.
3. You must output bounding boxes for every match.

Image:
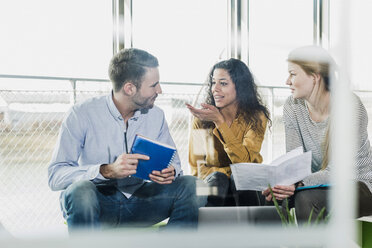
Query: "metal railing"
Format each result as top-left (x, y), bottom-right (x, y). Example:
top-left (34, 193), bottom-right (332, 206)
top-left (1, 74), bottom-right (372, 236)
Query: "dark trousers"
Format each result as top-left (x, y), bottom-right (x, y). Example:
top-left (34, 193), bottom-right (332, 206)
top-left (61, 176), bottom-right (207, 232)
top-left (294, 181), bottom-right (372, 222)
top-left (204, 171), bottom-right (264, 207)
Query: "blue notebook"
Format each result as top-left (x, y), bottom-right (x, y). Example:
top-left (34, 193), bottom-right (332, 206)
top-left (130, 134), bottom-right (177, 180)
top-left (296, 184), bottom-right (330, 191)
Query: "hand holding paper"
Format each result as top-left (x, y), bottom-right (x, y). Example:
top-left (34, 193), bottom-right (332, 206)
top-left (262, 184), bottom-right (296, 201)
top-left (231, 147), bottom-right (312, 191)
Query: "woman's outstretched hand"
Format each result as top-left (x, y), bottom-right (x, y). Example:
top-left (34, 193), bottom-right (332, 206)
top-left (186, 103), bottom-right (225, 126)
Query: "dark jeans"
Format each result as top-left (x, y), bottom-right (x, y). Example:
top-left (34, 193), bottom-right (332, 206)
top-left (61, 175), bottom-right (207, 232)
top-left (204, 171), bottom-right (263, 207)
top-left (294, 181), bottom-right (372, 222)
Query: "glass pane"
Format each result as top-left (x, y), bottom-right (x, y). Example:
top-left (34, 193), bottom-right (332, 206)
top-left (132, 0), bottom-right (228, 83)
top-left (0, 0), bottom-right (112, 79)
top-left (249, 0), bottom-right (314, 86)
top-left (347, 2), bottom-right (372, 90)
top-left (0, 0), bottom-right (112, 237)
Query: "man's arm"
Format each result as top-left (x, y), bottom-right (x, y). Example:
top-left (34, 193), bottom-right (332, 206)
top-left (48, 107), bottom-right (105, 191)
top-left (48, 106), bottom-right (151, 190)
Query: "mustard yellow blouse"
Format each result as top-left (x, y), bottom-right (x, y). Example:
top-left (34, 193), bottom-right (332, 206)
top-left (188, 114), bottom-right (267, 180)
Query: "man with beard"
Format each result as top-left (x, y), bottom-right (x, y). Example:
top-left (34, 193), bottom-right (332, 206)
top-left (48, 48), bottom-right (204, 232)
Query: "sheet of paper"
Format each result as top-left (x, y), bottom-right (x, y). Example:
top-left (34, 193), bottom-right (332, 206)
top-left (231, 147), bottom-right (312, 191)
top-left (274, 151), bottom-right (312, 186)
top-left (231, 163), bottom-right (274, 191)
top-left (270, 146), bottom-right (303, 166)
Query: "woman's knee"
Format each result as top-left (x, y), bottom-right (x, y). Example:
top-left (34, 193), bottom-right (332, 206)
top-left (357, 181), bottom-right (372, 217)
top-left (294, 191), bottom-right (313, 207)
top-left (294, 191), bottom-right (314, 221)
top-left (294, 189), bottom-right (328, 221)
top-left (204, 171), bottom-right (229, 187)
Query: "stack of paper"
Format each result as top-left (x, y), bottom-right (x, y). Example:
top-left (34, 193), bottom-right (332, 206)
top-left (231, 147), bottom-right (312, 191)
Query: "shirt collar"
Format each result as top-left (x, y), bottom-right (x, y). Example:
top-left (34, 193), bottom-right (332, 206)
top-left (106, 91), bottom-right (142, 121)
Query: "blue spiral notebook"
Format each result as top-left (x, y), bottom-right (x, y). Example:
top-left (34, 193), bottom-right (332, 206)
top-left (130, 134), bottom-right (177, 180)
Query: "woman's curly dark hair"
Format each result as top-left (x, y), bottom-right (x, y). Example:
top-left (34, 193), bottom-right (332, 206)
top-left (201, 58), bottom-right (271, 132)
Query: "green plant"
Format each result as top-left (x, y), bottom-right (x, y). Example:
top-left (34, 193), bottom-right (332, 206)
top-left (268, 184), bottom-right (329, 227)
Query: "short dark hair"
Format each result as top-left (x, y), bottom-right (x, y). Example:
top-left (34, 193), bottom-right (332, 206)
top-left (108, 48), bottom-right (159, 92)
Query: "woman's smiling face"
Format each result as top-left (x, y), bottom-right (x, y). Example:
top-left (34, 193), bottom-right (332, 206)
top-left (211, 68), bottom-right (238, 109)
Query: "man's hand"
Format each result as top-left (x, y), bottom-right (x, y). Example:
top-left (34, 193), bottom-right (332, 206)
top-left (186, 103), bottom-right (225, 126)
top-left (100, 153), bottom-right (149, 179)
top-left (262, 184), bottom-right (295, 201)
top-left (149, 165), bottom-right (175, 184)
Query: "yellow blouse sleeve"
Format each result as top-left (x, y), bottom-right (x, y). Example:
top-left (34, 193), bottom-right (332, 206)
top-left (212, 114), bottom-right (267, 164)
top-left (188, 118), bottom-right (205, 177)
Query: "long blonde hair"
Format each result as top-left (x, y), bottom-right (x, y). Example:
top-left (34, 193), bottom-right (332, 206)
top-left (287, 46), bottom-right (337, 170)
top-left (321, 126), bottom-right (330, 170)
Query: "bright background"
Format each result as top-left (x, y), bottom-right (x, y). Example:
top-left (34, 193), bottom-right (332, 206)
top-left (0, 0), bottom-right (371, 241)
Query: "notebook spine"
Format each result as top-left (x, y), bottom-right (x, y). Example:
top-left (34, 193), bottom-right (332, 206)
top-left (167, 151), bottom-right (177, 166)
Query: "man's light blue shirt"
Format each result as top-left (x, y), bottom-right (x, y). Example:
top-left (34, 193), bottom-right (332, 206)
top-left (48, 93), bottom-right (182, 197)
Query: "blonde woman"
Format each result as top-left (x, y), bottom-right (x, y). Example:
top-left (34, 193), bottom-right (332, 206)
top-left (263, 46), bottom-right (372, 221)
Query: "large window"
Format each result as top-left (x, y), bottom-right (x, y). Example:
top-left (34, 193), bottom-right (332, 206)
top-left (248, 0), bottom-right (314, 86)
top-left (0, 0), bottom-right (113, 236)
top-left (0, 1), bottom-right (368, 245)
top-left (0, 0), bottom-right (112, 79)
top-left (132, 0), bottom-right (228, 84)
top-left (335, 1), bottom-right (372, 90)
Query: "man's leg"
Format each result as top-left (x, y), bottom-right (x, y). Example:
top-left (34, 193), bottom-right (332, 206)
top-left (204, 171), bottom-right (230, 206)
top-left (61, 180), bottom-right (121, 232)
top-left (117, 175), bottom-right (206, 228)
